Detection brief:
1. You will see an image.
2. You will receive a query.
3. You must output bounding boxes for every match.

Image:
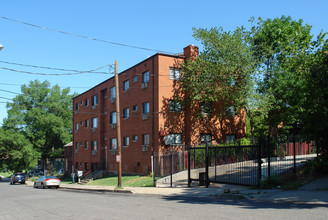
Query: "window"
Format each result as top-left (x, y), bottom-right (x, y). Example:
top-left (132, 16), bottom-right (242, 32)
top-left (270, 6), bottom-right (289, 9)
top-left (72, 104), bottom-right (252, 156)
top-left (226, 134), bottom-right (236, 143)
top-left (85, 120), bottom-right (89, 128)
top-left (123, 80), bottom-right (129, 91)
top-left (142, 134), bottom-right (150, 145)
top-left (142, 102), bottom-right (150, 114)
top-left (164, 134), bottom-right (182, 145)
top-left (123, 136), bottom-right (129, 147)
top-left (142, 71), bottom-right (149, 83)
top-left (133, 135), bottom-right (138, 142)
top-left (80, 162), bottom-right (83, 167)
top-left (92, 117), bottom-right (98, 128)
top-left (123, 107), bottom-right (129, 119)
top-left (169, 100), bottom-right (182, 113)
top-left (200, 102), bottom-right (212, 114)
top-left (85, 98), bottom-right (89, 107)
top-left (91, 140), bottom-right (98, 151)
top-left (80, 142), bottom-right (83, 147)
top-left (226, 106), bottom-right (235, 117)
top-left (133, 76), bottom-right (138, 83)
top-left (75, 142), bottom-right (79, 150)
top-left (200, 134), bottom-right (212, 144)
top-left (75, 123), bottom-right (79, 133)
top-left (84, 141), bottom-right (89, 150)
top-left (75, 103), bottom-right (79, 111)
top-left (80, 121), bottom-right (83, 126)
top-left (110, 112), bottom-right (117, 124)
top-left (133, 105), bottom-right (138, 111)
top-left (110, 138), bottom-right (117, 150)
top-left (110, 86), bottom-right (116, 99)
top-left (169, 67), bottom-right (181, 80)
top-left (92, 94), bottom-right (98, 106)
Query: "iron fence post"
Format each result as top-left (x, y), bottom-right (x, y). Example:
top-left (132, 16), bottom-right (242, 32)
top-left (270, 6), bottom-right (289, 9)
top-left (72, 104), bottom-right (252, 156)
top-left (267, 135), bottom-right (271, 177)
top-left (171, 146), bottom-right (173, 187)
top-left (205, 141), bottom-right (209, 188)
top-left (258, 137), bottom-right (262, 185)
top-left (188, 144), bottom-right (191, 187)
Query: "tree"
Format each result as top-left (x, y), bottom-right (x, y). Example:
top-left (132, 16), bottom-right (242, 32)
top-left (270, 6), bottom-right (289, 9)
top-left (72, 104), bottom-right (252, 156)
top-left (180, 27), bottom-right (255, 143)
top-left (3, 80), bottom-right (75, 169)
top-left (0, 128), bottom-right (40, 171)
top-left (250, 16), bottom-right (314, 134)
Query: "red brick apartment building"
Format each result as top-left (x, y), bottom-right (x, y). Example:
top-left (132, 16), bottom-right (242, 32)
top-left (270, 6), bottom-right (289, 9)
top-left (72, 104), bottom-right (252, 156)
top-left (72, 45), bottom-right (246, 175)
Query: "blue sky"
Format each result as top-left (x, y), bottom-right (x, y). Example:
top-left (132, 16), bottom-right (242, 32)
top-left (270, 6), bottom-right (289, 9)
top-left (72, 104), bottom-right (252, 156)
top-left (1, 0), bottom-right (327, 123)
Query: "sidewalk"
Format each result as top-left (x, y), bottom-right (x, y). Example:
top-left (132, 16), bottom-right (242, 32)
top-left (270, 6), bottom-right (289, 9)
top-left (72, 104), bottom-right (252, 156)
top-left (24, 176), bottom-right (328, 204)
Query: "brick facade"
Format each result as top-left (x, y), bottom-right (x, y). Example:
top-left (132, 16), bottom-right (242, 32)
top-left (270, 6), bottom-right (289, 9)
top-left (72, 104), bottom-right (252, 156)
top-left (72, 45), bottom-right (246, 175)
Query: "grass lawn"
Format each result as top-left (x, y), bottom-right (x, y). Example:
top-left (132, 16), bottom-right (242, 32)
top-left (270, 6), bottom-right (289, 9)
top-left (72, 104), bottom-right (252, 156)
top-left (87, 175), bottom-right (154, 187)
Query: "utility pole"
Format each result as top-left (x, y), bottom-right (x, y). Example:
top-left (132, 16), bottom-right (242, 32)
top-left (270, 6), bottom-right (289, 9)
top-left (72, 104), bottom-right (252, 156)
top-left (114, 60), bottom-right (122, 188)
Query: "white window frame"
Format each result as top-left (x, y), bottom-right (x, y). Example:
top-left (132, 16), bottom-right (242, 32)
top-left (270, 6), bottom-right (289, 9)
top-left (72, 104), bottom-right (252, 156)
top-left (92, 94), bottom-right (98, 106)
top-left (123, 107), bottom-right (129, 119)
top-left (123, 80), bottom-right (129, 91)
top-left (169, 67), bottom-right (181, 80)
top-left (110, 138), bottom-right (117, 150)
top-left (142, 71), bottom-right (149, 83)
top-left (142, 102), bottom-right (150, 114)
top-left (133, 135), bottom-right (138, 142)
top-left (133, 76), bottom-right (138, 83)
top-left (110, 112), bottom-right (117, 124)
top-left (142, 134), bottom-right (150, 145)
top-left (169, 100), bottom-right (182, 113)
top-left (110, 86), bottom-right (116, 99)
top-left (165, 134), bottom-right (182, 145)
top-left (123, 136), bottom-right (129, 147)
top-left (92, 117), bottom-right (98, 128)
top-left (84, 141), bottom-right (89, 150)
top-left (85, 99), bottom-right (89, 107)
top-left (91, 140), bottom-right (98, 151)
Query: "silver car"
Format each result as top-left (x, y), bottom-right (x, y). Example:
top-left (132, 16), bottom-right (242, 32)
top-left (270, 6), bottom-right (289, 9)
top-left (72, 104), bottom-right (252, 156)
top-left (33, 176), bottom-right (61, 189)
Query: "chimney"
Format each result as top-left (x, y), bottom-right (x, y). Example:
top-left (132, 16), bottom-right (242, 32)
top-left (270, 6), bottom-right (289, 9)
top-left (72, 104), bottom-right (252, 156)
top-left (183, 44), bottom-right (199, 61)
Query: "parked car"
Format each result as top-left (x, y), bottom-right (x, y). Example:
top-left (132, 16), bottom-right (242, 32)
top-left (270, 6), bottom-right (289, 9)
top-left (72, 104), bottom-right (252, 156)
top-left (33, 176), bottom-right (61, 189)
top-left (10, 172), bottom-right (26, 184)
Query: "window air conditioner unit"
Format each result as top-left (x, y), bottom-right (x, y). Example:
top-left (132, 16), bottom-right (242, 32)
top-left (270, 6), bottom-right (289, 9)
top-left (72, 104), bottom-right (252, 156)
top-left (142, 113), bottom-right (148, 120)
top-left (92, 150), bottom-right (97, 156)
top-left (92, 128), bottom-right (96, 132)
top-left (111, 124), bottom-right (116, 129)
top-left (141, 82), bottom-right (148, 88)
top-left (142, 145), bottom-right (148, 152)
top-left (91, 106), bottom-right (96, 110)
top-left (110, 98), bottom-right (116, 103)
top-left (111, 149), bottom-right (116, 155)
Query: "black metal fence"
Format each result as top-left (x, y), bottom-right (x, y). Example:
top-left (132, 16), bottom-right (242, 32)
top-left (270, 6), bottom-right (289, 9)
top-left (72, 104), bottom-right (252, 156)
top-left (187, 139), bottom-right (316, 187)
top-left (152, 139), bottom-right (316, 187)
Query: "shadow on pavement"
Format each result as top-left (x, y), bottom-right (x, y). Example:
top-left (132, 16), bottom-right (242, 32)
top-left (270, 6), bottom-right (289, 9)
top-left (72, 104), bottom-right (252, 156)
top-left (162, 194), bottom-right (328, 210)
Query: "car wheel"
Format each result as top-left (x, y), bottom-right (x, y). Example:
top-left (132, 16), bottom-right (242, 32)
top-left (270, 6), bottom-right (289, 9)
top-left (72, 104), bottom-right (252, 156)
top-left (41, 183), bottom-right (44, 189)
top-left (33, 182), bottom-right (37, 188)
top-left (56, 186), bottom-right (59, 189)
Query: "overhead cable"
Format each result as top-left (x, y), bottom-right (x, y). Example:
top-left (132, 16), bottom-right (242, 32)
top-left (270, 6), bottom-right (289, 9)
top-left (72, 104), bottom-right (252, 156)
top-left (0, 16), bottom-right (176, 54)
top-left (0, 60), bottom-right (111, 74)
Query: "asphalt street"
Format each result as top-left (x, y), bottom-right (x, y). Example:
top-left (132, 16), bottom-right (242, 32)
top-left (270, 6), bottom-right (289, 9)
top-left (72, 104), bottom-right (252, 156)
top-left (1, 182), bottom-right (328, 220)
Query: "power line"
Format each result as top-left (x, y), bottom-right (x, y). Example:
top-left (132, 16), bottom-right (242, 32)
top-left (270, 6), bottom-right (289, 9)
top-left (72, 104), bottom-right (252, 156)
top-left (0, 96), bottom-right (13, 101)
top-left (0, 16), bottom-right (176, 55)
top-left (0, 89), bottom-right (20, 95)
top-left (0, 64), bottom-right (114, 76)
top-left (0, 60), bottom-right (111, 74)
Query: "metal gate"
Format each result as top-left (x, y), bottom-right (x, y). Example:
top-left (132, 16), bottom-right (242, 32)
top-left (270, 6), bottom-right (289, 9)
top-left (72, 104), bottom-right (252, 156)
top-left (188, 142), bottom-right (260, 187)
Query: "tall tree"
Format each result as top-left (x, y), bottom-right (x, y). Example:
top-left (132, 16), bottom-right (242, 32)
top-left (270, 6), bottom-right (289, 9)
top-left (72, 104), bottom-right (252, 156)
top-left (3, 80), bottom-right (75, 169)
top-left (180, 27), bottom-right (255, 143)
top-left (0, 128), bottom-right (40, 171)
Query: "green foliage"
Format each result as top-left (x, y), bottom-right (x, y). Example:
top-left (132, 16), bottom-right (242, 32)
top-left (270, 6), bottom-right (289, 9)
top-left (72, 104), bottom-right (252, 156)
top-left (180, 26), bottom-right (254, 119)
top-left (0, 128), bottom-right (40, 171)
top-left (1, 80), bottom-right (75, 170)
